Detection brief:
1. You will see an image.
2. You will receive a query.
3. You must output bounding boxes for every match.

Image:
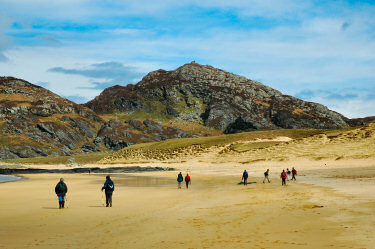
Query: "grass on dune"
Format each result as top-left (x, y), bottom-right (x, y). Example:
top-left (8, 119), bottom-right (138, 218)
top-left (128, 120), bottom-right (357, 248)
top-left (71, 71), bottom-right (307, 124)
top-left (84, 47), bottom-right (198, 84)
top-left (230, 141), bottom-right (281, 152)
top-left (120, 128), bottom-right (353, 152)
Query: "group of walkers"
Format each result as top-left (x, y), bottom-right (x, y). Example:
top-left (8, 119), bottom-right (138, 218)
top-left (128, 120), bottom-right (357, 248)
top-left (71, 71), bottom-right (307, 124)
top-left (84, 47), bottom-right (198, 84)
top-left (54, 168), bottom-right (297, 208)
top-left (54, 175), bottom-right (115, 209)
top-left (242, 167), bottom-right (297, 186)
top-left (280, 167), bottom-right (297, 185)
top-left (177, 172), bottom-right (191, 189)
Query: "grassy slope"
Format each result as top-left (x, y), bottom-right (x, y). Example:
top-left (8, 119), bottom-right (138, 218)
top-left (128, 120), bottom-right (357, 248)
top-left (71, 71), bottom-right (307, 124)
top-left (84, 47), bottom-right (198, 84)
top-left (3, 125), bottom-right (372, 165)
top-left (99, 127), bottom-right (361, 164)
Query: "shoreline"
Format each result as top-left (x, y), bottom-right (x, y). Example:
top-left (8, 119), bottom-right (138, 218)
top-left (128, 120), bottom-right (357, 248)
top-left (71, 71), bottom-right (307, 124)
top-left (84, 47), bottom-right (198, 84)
top-left (0, 174), bottom-right (23, 183)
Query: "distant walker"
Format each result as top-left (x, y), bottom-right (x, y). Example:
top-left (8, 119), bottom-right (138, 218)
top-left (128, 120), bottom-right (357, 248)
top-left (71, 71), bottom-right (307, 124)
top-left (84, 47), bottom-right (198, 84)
top-left (101, 175), bottom-right (115, 207)
top-left (242, 170), bottom-right (248, 185)
top-left (55, 178), bottom-right (68, 209)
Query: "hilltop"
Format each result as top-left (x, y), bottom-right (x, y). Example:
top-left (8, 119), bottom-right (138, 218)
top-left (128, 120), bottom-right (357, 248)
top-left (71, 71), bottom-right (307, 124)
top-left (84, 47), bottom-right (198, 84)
top-left (85, 62), bottom-right (348, 132)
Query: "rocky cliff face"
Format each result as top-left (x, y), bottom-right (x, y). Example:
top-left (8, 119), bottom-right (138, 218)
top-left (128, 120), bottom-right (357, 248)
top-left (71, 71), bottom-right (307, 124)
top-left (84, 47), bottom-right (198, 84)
top-left (0, 77), bottom-right (105, 159)
top-left (85, 62), bottom-right (349, 132)
top-left (0, 77), bottom-right (194, 159)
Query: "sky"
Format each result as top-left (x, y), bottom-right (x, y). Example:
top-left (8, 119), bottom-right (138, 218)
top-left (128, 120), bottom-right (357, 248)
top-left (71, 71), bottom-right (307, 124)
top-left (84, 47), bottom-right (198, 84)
top-left (0, 0), bottom-right (374, 118)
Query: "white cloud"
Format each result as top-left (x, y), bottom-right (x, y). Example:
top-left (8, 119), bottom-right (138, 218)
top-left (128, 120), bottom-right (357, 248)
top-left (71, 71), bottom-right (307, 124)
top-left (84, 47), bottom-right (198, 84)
top-left (0, 0), bottom-right (374, 116)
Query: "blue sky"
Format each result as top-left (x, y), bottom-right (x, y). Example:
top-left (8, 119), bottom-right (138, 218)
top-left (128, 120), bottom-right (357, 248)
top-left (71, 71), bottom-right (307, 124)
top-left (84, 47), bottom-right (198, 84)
top-left (0, 0), bottom-right (374, 118)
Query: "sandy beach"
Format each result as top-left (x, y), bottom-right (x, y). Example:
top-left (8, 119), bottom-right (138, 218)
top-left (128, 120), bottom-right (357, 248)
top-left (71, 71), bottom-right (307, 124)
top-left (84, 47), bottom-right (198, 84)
top-left (1, 159), bottom-right (375, 249)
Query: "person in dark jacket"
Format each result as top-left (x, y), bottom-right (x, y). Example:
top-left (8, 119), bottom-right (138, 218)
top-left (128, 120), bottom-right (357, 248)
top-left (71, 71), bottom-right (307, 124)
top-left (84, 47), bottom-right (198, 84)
top-left (55, 178), bottom-right (68, 209)
top-left (101, 175), bottom-right (115, 207)
top-left (291, 167), bottom-right (297, 181)
top-left (177, 172), bottom-right (183, 189)
top-left (242, 170), bottom-right (249, 185)
top-left (185, 174), bottom-right (191, 189)
top-left (263, 169), bottom-right (270, 183)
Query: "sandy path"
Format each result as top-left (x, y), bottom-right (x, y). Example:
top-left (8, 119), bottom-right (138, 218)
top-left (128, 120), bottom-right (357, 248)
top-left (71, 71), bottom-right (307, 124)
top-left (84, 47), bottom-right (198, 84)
top-left (1, 170), bottom-right (374, 249)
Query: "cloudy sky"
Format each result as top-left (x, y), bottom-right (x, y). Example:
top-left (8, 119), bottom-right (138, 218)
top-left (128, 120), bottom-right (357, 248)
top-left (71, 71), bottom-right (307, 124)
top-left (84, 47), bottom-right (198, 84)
top-left (0, 0), bottom-right (374, 118)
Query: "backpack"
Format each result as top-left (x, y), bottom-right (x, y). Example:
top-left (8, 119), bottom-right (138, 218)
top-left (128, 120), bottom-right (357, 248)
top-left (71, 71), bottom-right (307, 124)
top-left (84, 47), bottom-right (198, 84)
top-left (59, 183), bottom-right (66, 192)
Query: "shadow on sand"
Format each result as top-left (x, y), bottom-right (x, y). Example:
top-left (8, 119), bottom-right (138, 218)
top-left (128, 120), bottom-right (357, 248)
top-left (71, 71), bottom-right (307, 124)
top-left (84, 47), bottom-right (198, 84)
top-left (42, 207), bottom-right (60, 209)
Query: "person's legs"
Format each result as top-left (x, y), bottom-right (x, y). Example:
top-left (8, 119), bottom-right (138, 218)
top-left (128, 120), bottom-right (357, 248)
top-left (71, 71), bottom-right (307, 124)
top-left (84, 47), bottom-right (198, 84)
top-left (186, 181), bottom-right (189, 189)
top-left (105, 193), bottom-right (109, 207)
top-left (292, 175), bottom-right (296, 181)
top-left (61, 196), bottom-right (65, 208)
top-left (108, 193), bottom-right (113, 207)
top-left (244, 178), bottom-right (248, 185)
top-left (58, 196), bottom-right (63, 208)
top-left (178, 182), bottom-right (181, 189)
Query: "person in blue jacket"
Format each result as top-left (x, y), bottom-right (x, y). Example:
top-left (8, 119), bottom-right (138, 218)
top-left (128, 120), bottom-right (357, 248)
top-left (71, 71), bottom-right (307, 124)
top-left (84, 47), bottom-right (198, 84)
top-left (242, 170), bottom-right (249, 185)
top-left (177, 172), bottom-right (183, 189)
top-left (101, 175), bottom-right (115, 207)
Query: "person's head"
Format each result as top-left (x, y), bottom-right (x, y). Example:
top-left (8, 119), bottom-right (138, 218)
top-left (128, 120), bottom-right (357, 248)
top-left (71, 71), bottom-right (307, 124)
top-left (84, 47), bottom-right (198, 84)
top-left (106, 175), bottom-right (110, 180)
top-left (292, 167), bottom-right (294, 169)
top-left (267, 169), bottom-right (269, 171)
top-left (283, 169), bottom-right (285, 172)
top-left (187, 173), bottom-right (189, 176)
top-left (60, 178), bottom-right (64, 182)
top-left (287, 168), bottom-right (289, 170)
top-left (179, 172), bottom-right (182, 174)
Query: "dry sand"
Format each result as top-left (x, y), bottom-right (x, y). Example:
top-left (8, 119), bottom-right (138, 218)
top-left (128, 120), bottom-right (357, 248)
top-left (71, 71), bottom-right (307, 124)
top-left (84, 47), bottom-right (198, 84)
top-left (1, 159), bottom-right (375, 249)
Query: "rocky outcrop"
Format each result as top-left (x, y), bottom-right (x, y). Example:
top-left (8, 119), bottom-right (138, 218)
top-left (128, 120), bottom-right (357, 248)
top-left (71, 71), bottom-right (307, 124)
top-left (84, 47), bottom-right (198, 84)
top-left (85, 62), bottom-right (349, 133)
top-left (0, 77), bottom-right (104, 159)
top-left (93, 119), bottom-right (191, 150)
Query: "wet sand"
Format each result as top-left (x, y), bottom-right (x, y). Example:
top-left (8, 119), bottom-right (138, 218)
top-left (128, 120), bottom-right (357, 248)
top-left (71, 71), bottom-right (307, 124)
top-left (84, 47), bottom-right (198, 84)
top-left (1, 166), bottom-right (375, 249)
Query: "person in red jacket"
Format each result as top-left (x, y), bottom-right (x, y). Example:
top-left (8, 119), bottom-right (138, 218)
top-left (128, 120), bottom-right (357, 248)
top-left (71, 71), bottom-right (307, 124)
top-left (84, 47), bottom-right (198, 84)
top-left (185, 173), bottom-right (191, 189)
top-left (280, 169), bottom-right (287, 186)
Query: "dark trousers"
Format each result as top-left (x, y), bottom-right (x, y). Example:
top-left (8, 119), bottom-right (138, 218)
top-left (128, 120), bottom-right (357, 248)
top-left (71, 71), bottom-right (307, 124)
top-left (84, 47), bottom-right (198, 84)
top-left (186, 181), bottom-right (190, 189)
top-left (291, 174), bottom-right (296, 181)
top-left (282, 178), bottom-right (286, 185)
top-left (105, 192), bottom-right (113, 206)
top-left (243, 178), bottom-right (248, 185)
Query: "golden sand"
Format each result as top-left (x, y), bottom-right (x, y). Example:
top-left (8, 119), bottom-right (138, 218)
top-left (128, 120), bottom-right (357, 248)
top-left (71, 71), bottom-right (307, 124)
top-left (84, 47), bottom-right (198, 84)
top-left (1, 160), bottom-right (375, 249)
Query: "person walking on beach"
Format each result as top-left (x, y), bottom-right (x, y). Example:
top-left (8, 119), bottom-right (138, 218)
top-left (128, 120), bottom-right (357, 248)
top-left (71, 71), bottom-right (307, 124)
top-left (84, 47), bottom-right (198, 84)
top-left (185, 173), bottom-right (191, 189)
top-left (286, 168), bottom-right (291, 181)
top-left (291, 167), bottom-right (297, 181)
top-left (242, 170), bottom-right (249, 185)
top-left (280, 170), bottom-right (287, 186)
top-left (101, 175), bottom-right (115, 207)
top-left (177, 172), bottom-right (183, 189)
top-left (55, 178), bottom-right (68, 209)
top-left (263, 169), bottom-right (270, 183)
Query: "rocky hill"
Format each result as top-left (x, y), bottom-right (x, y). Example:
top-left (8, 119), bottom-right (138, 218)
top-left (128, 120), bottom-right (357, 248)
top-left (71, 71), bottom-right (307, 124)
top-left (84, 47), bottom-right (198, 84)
top-left (85, 62), bottom-right (349, 133)
top-left (0, 77), bottom-right (194, 160)
top-left (0, 77), bottom-right (105, 159)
